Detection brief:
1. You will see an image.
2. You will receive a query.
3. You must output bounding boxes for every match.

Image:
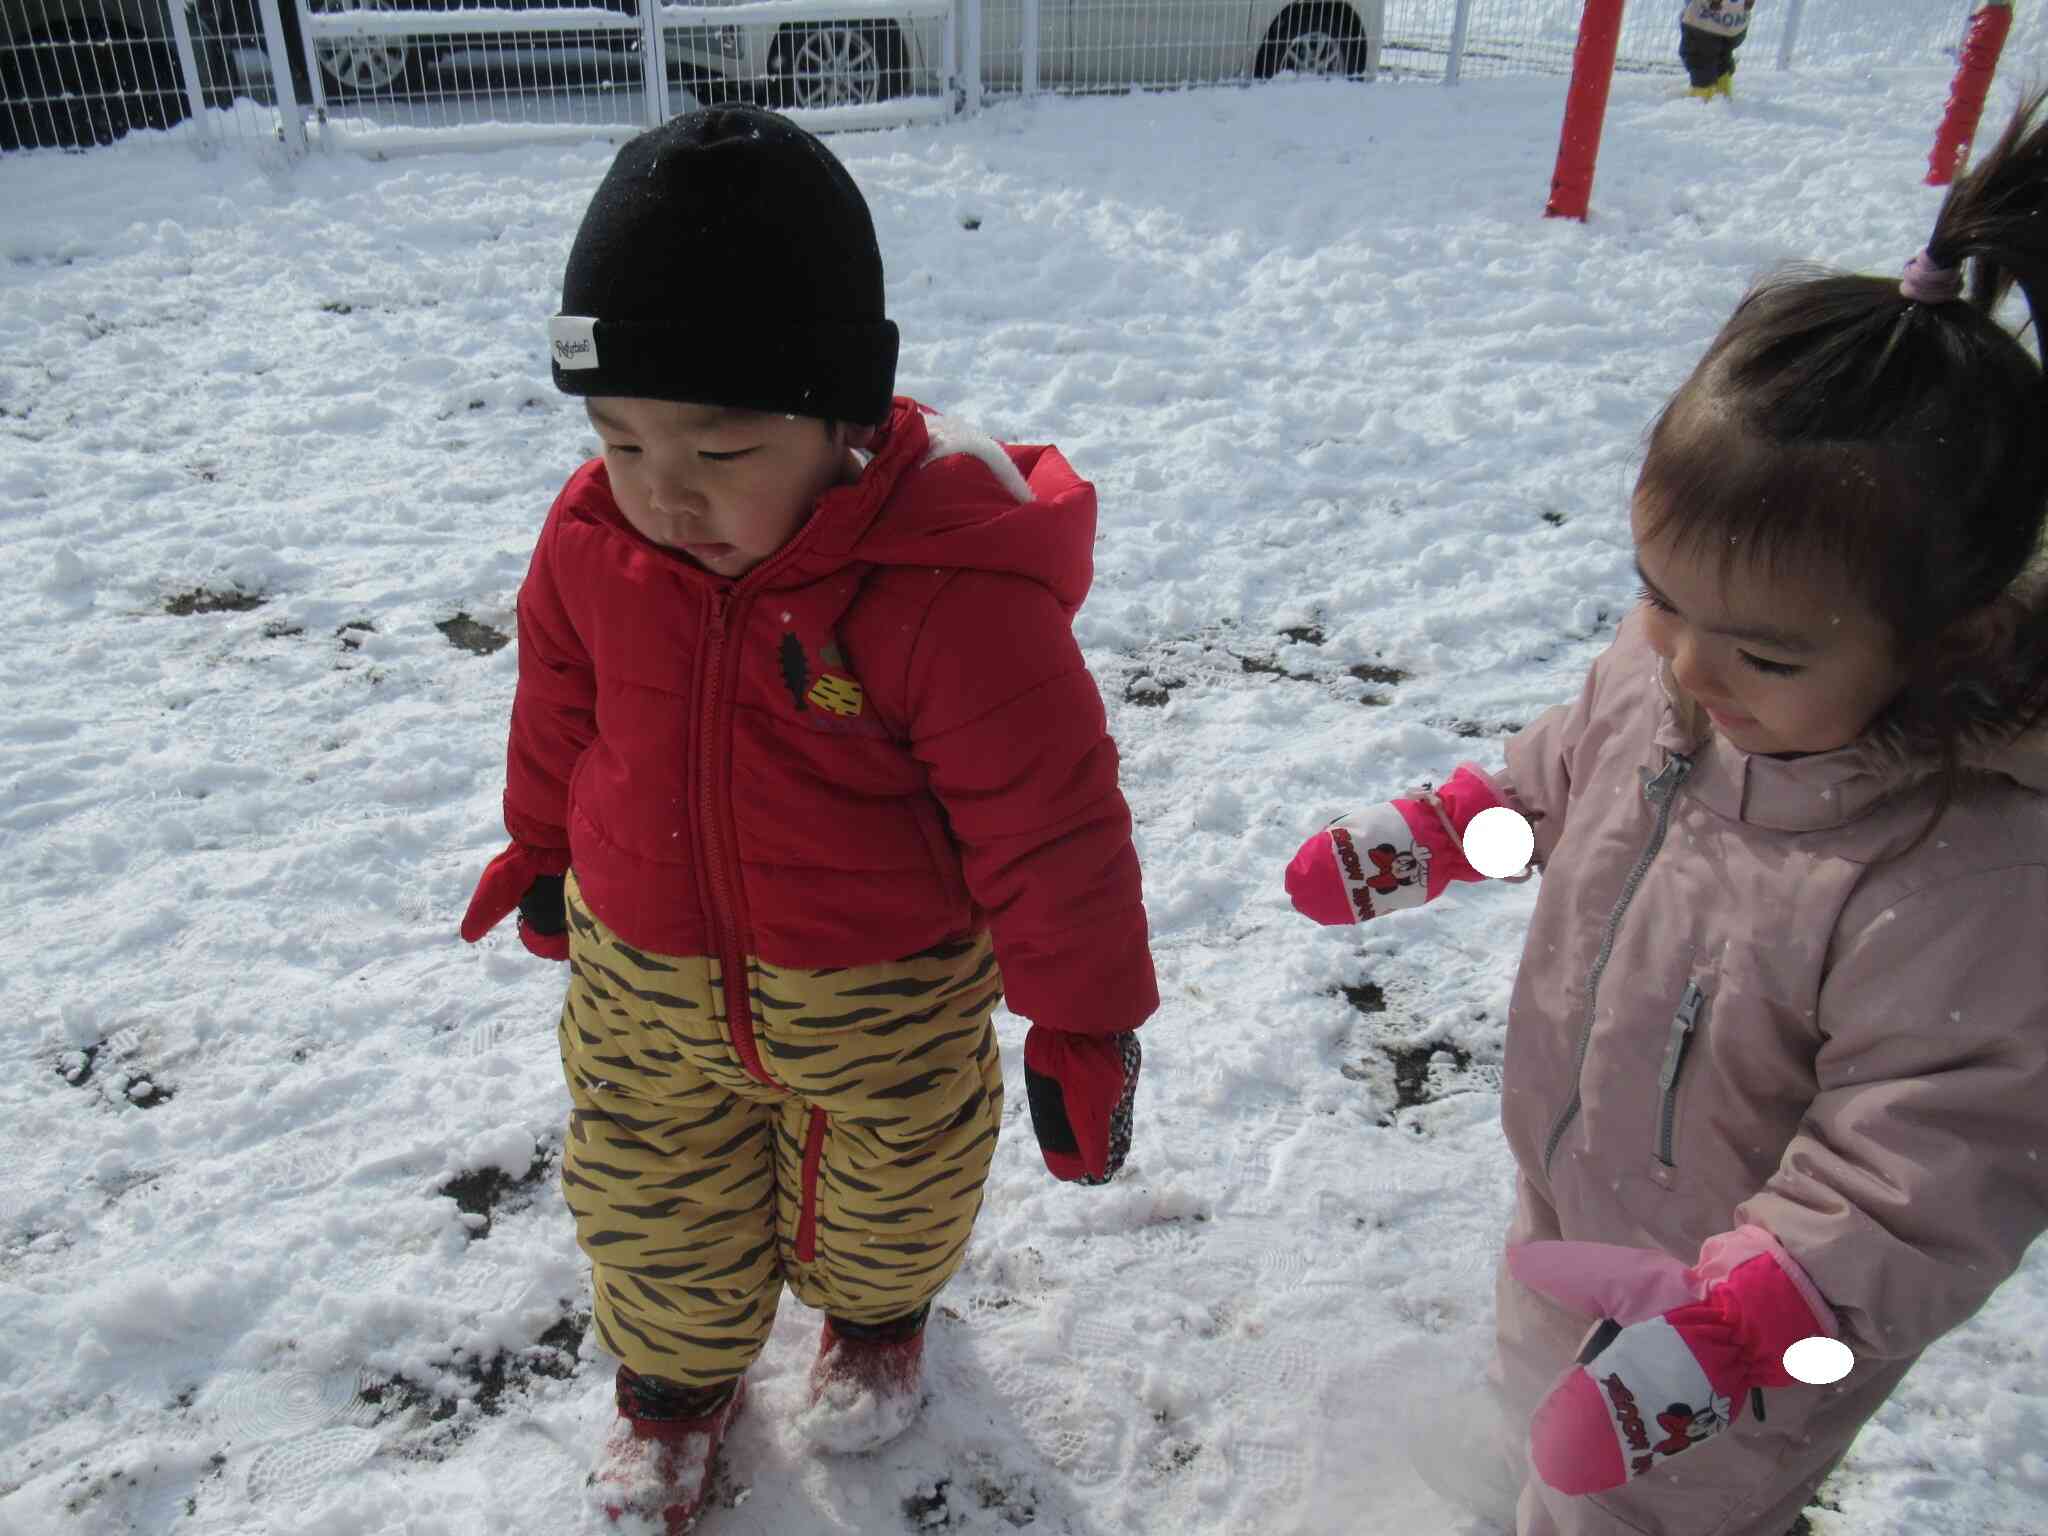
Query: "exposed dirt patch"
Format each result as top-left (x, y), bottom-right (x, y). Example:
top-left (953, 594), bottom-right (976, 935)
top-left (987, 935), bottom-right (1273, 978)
top-left (436, 612), bottom-right (509, 657)
top-left (55, 1037), bottom-right (174, 1108)
top-left (164, 587), bottom-right (263, 616)
top-left (363, 1311), bottom-right (587, 1451)
top-left (336, 621), bottom-right (375, 651)
top-left (900, 1467), bottom-right (1040, 1530)
top-left (440, 1143), bottom-right (556, 1239)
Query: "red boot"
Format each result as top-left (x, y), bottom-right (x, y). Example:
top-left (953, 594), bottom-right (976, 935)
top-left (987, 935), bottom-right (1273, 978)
top-left (798, 1309), bottom-right (927, 1454)
top-left (590, 1367), bottom-right (745, 1534)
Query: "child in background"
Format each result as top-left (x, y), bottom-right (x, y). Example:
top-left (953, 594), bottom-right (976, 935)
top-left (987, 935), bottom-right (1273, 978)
top-left (1680, 0), bottom-right (1753, 99)
top-left (1285, 94), bottom-right (2048, 1536)
top-left (461, 106), bottom-right (1156, 1534)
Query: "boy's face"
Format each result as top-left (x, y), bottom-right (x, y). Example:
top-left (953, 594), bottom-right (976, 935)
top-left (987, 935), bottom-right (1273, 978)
top-left (585, 396), bottom-right (864, 578)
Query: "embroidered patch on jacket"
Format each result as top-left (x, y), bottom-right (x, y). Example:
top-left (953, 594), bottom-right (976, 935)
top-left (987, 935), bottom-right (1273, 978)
top-left (779, 630), bottom-right (886, 736)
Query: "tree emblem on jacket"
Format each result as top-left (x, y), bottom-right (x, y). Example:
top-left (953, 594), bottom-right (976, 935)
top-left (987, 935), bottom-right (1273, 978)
top-left (780, 631), bottom-right (866, 719)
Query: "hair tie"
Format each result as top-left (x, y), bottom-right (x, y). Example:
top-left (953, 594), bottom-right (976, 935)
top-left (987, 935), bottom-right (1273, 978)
top-left (1900, 250), bottom-right (1963, 305)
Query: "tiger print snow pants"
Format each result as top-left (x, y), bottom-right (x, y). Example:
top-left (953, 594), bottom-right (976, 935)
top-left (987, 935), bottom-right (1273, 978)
top-left (557, 871), bottom-right (1005, 1388)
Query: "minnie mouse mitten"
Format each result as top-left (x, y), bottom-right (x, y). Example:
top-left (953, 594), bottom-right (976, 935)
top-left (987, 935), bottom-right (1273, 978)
top-left (1285, 762), bottom-right (1518, 925)
top-left (1508, 1225), bottom-right (1841, 1495)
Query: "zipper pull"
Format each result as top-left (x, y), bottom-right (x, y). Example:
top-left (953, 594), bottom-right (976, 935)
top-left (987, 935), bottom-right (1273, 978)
top-left (1750, 1387), bottom-right (1766, 1423)
top-left (1642, 754), bottom-right (1693, 806)
top-left (1658, 980), bottom-right (1705, 1092)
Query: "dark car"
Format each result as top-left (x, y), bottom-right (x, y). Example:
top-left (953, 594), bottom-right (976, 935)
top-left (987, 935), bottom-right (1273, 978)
top-left (1, 0), bottom-right (247, 148)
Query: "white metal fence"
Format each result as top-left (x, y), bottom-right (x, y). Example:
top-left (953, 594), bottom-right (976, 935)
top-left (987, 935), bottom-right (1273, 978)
top-left (1380, 0), bottom-right (1996, 82)
top-left (0, 0), bottom-right (2024, 155)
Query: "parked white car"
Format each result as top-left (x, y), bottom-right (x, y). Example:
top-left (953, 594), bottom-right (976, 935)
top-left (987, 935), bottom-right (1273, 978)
top-left (702, 0), bottom-right (1386, 106)
top-left (234, 0), bottom-right (1381, 109)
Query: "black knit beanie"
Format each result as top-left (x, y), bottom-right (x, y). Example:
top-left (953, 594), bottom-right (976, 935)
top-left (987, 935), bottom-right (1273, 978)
top-left (550, 106), bottom-right (898, 425)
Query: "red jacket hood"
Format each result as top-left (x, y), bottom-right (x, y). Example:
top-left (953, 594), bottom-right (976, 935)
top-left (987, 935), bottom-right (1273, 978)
top-left (571, 398), bottom-right (1097, 614)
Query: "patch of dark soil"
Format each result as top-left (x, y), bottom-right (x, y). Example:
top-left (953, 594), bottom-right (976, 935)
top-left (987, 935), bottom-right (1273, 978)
top-left (259, 620), bottom-right (304, 640)
top-left (53, 1038), bottom-right (169, 1105)
top-left (1347, 663), bottom-right (1410, 686)
top-left (1337, 982), bottom-right (1386, 1015)
top-left (164, 587), bottom-right (263, 616)
top-left (1383, 1040), bottom-right (1474, 1113)
top-left (1124, 674), bottom-right (1185, 708)
top-left (440, 1143), bottom-right (555, 1238)
top-left (436, 612), bottom-right (509, 657)
top-left (1439, 717), bottom-right (1526, 739)
top-left (336, 621), bottom-right (375, 651)
top-left (1279, 625), bottom-right (1325, 645)
top-left (1234, 651), bottom-right (1317, 682)
top-left (363, 1310), bottom-right (587, 1444)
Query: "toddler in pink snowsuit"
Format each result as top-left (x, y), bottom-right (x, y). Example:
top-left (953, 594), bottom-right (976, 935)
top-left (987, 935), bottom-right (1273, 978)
top-left (1286, 94), bottom-right (2048, 1535)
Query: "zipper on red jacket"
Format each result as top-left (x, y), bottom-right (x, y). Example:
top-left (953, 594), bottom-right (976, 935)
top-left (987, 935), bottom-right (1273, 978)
top-left (795, 1106), bottom-right (827, 1263)
top-left (699, 586), bottom-right (780, 1090)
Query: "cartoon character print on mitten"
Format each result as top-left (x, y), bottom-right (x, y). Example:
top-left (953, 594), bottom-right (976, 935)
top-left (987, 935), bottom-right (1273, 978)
top-left (1365, 841), bottom-right (1426, 898)
top-left (1648, 1398), bottom-right (1730, 1465)
top-left (1595, 1356), bottom-right (1734, 1481)
top-left (1327, 818), bottom-right (1434, 920)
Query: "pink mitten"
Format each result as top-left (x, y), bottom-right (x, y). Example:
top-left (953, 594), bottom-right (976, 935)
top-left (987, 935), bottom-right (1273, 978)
top-left (1284, 762), bottom-right (1517, 925)
top-left (1508, 1226), bottom-right (1840, 1495)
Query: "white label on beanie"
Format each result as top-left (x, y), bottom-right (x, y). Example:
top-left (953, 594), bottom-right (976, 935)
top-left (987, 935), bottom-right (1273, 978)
top-left (550, 315), bottom-right (600, 371)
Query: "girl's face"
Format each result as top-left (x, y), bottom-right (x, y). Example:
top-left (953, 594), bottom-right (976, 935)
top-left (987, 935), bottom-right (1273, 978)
top-left (1630, 496), bottom-right (1908, 757)
top-left (587, 397), bottom-right (864, 578)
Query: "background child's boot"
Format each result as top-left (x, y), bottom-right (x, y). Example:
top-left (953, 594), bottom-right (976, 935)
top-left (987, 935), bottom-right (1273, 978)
top-left (796, 1305), bottom-right (928, 1454)
top-left (591, 1367), bottom-right (745, 1534)
top-left (1712, 71), bottom-right (1734, 97)
top-left (1686, 83), bottom-right (1715, 100)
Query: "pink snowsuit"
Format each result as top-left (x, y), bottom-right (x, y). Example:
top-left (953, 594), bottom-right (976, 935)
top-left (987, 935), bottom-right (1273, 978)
top-left (1490, 609), bottom-right (2048, 1535)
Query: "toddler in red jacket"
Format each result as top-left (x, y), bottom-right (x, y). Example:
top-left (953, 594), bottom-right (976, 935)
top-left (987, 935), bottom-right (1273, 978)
top-left (461, 105), bottom-right (1156, 1534)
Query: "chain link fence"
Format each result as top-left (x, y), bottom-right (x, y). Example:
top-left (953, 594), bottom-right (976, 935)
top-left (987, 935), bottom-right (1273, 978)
top-left (980, 0), bottom-right (1383, 90)
top-left (0, 0), bottom-right (2032, 155)
top-left (1379, 0), bottom-right (1996, 82)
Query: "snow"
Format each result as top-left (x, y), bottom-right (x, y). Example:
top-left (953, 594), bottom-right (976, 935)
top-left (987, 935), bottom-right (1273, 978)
top-left (6, 46), bottom-right (2048, 1536)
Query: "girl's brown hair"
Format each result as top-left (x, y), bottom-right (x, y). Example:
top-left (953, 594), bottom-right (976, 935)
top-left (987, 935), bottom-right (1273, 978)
top-left (1637, 91), bottom-right (2048, 843)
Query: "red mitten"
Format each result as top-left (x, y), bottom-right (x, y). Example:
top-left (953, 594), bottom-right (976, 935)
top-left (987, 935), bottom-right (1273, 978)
top-left (1023, 1026), bottom-right (1141, 1185)
top-left (1285, 762), bottom-right (1518, 925)
top-left (1508, 1226), bottom-right (1841, 1495)
top-left (460, 842), bottom-right (571, 960)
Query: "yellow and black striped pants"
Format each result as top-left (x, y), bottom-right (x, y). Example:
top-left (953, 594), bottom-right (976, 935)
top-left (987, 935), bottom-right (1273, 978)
top-left (557, 872), bottom-right (1005, 1388)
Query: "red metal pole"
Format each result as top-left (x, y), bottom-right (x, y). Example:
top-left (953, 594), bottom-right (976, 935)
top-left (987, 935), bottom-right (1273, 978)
top-left (1545, 0), bottom-right (1629, 220)
top-left (1927, 1), bottom-right (2014, 186)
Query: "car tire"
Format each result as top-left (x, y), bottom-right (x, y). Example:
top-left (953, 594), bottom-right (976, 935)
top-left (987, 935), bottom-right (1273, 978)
top-left (764, 20), bottom-right (906, 110)
top-left (1254, 2), bottom-right (1368, 80)
top-left (299, 0), bottom-right (420, 96)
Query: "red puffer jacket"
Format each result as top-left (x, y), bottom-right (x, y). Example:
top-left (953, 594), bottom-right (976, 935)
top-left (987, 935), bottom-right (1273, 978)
top-left (498, 397), bottom-right (1157, 1042)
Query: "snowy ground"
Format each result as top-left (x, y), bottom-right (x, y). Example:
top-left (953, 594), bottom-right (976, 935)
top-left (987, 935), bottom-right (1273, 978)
top-left (4, 55), bottom-right (2047, 1536)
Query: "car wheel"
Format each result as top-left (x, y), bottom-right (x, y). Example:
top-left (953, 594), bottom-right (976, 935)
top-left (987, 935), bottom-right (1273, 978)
top-left (1254, 3), bottom-right (1367, 79)
top-left (304, 0), bottom-right (416, 95)
top-left (765, 21), bottom-right (906, 110)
